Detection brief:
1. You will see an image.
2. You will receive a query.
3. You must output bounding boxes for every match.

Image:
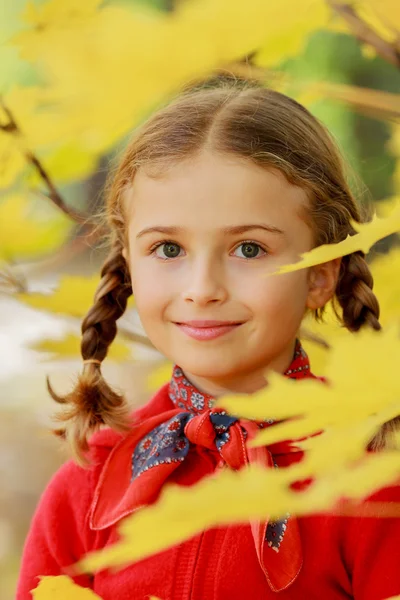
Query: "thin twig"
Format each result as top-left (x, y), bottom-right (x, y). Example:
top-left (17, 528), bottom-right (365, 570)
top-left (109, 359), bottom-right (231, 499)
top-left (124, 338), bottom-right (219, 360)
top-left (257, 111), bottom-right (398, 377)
top-left (0, 96), bottom-right (90, 224)
top-left (0, 265), bottom-right (27, 293)
top-left (327, 1), bottom-right (400, 68)
top-left (26, 151), bottom-right (90, 223)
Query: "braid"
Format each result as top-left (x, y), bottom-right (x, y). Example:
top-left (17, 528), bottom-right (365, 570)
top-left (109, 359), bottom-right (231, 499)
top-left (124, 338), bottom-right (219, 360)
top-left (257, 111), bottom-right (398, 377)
top-left (368, 418), bottom-right (400, 452)
top-left (47, 246), bottom-right (133, 465)
top-left (334, 251), bottom-right (381, 332)
top-left (333, 252), bottom-right (398, 449)
top-left (81, 249), bottom-right (132, 362)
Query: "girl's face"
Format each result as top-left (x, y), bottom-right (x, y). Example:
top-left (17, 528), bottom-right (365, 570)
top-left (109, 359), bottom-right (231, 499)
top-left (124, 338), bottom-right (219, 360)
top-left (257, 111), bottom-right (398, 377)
top-left (123, 150), bottom-right (339, 397)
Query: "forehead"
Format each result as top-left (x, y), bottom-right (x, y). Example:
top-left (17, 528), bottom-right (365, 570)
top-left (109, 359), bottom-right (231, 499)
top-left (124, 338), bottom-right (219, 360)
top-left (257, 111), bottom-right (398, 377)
top-left (124, 152), bottom-right (310, 234)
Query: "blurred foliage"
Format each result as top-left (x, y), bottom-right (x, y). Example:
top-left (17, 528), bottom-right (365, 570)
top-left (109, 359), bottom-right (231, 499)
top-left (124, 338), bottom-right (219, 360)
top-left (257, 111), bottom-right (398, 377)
top-left (29, 332), bottom-right (132, 361)
top-left (19, 274), bottom-right (110, 318)
top-left (0, 0), bottom-right (399, 599)
top-left (281, 30), bottom-right (400, 200)
top-left (0, 192), bottom-right (73, 261)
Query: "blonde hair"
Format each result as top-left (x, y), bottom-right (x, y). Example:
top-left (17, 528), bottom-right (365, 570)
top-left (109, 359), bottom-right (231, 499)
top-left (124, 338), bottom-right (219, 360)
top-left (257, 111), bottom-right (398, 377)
top-left (48, 80), bottom-right (388, 464)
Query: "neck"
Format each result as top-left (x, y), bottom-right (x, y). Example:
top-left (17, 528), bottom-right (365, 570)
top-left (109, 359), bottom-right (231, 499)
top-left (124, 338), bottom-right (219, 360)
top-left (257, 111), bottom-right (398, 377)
top-left (180, 338), bottom-right (298, 399)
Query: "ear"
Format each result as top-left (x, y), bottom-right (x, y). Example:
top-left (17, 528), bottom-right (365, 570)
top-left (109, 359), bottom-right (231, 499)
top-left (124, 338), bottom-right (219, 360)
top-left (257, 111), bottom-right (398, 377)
top-left (122, 247), bottom-right (128, 261)
top-left (306, 257), bottom-right (342, 310)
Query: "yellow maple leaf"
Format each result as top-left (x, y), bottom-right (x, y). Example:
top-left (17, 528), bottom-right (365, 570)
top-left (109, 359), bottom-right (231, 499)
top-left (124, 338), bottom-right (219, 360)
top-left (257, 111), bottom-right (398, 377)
top-left (32, 574), bottom-right (162, 599)
top-left (371, 247), bottom-right (400, 325)
top-left (76, 449), bottom-right (400, 574)
top-left (217, 326), bottom-right (400, 447)
top-left (254, 0), bottom-right (330, 67)
top-left (271, 199), bottom-right (400, 275)
top-left (29, 332), bottom-right (132, 362)
top-left (32, 575), bottom-right (103, 599)
top-left (19, 273), bottom-right (135, 323)
top-left (7, 0), bottom-right (337, 177)
top-left (22, 0), bottom-right (103, 28)
top-left (18, 274), bottom-right (102, 318)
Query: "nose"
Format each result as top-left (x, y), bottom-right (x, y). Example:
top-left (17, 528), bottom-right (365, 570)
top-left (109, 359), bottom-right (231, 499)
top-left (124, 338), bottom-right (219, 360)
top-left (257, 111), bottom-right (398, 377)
top-left (182, 256), bottom-right (228, 306)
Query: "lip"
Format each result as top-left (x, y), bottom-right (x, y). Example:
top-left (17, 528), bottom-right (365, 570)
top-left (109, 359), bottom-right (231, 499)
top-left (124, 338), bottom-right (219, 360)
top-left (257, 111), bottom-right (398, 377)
top-left (176, 320), bottom-right (244, 327)
top-left (175, 321), bottom-right (243, 341)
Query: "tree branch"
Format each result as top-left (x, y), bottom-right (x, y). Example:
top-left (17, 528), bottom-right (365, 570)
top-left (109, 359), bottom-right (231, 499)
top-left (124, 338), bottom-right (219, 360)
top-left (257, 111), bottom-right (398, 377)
top-left (0, 264), bottom-right (27, 294)
top-left (0, 96), bottom-right (91, 224)
top-left (327, 1), bottom-right (400, 68)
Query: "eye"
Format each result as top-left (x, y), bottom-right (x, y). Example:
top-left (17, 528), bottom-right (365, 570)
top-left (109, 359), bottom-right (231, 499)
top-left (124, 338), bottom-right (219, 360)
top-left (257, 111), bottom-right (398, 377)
top-left (149, 240), bottom-right (268, 260)
top-left (233, 241), bottom-right (267, 259)
top-left (150, 240), bottom-right (183, 260)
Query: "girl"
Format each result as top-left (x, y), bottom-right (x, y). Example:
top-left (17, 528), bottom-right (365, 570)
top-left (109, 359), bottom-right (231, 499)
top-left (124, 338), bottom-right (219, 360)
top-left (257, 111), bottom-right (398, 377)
top-left (17, 81), bottom-right (400, 600)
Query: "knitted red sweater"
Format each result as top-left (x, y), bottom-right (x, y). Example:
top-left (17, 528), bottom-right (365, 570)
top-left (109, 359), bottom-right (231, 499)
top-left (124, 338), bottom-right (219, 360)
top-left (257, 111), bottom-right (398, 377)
top-left (17, 382), bottom-right (400, 600)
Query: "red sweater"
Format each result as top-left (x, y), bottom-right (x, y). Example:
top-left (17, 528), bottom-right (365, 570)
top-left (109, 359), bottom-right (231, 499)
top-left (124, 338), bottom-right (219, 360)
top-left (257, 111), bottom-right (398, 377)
top-left (17, 382), bottom-right (400, 600)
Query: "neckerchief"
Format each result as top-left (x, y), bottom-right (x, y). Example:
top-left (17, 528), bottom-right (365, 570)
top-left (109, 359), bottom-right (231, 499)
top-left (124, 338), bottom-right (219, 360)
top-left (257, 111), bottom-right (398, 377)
top-left (89, 339), bottom-right (316, 592)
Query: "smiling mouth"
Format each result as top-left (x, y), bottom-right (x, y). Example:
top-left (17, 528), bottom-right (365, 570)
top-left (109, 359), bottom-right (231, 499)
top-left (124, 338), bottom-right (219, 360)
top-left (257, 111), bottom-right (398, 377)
top-left (174, 321), bottom-right (244, 328)
top-left (174, 322), bottom-right (243, 341)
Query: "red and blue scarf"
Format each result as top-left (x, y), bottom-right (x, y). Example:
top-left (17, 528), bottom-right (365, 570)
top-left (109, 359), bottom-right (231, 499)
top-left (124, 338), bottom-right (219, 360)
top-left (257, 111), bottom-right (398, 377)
top-left (90, 339), bottom-right (317, 592)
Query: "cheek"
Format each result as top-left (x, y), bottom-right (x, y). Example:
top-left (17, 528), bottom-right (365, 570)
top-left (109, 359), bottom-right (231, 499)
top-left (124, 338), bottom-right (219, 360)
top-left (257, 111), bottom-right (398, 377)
top-left (134, 288), bottom-right (164, 323)
top-left (130, 266), bottom-right (167, 325)
top-left (249, 271), bottom-right (309, 317)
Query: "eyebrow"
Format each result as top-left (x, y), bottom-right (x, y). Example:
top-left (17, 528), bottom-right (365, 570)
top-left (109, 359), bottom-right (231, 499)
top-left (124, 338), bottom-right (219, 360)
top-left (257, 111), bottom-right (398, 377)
top-left (136, 224), bottom-right (285, 239)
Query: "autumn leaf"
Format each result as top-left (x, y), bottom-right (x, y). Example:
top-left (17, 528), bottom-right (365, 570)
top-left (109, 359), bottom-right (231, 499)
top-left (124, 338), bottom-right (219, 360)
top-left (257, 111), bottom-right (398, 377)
top-left (18, 274), bottom-right (101, 318)
top-left (19, 272), bottom-right (135, 320)
top-left (254, 0), bottom-right (330, 67)
top-left (21, 0), bottom-right (103, 28)
top-left (216, 326), bottom-right (400, 447)
top-left (76, 451), bottom-right (400, 574)
top-left (6, 0), bottom-right (337, 179)
top-left (270, 199), bottom-right (400, 275)
top-left (29, 333), bottom-right (132, 362)
top-left (32, 573), bottom-right (162, 599)
top-left (371, 247), bottom-right (400, 325)
top-left (32, 575), bottom-right (103, 599)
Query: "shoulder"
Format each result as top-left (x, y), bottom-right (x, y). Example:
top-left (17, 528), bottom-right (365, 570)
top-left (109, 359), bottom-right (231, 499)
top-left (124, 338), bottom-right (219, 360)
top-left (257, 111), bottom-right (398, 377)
top-left (36, 456), bottom-right (100, 528)
top-left (38, 384), bottom-right (172, 513)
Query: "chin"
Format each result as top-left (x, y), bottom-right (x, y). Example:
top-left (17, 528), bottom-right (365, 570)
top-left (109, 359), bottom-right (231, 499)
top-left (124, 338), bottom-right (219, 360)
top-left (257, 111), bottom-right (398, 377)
top-left (176, 353), bottom-right (244, 380)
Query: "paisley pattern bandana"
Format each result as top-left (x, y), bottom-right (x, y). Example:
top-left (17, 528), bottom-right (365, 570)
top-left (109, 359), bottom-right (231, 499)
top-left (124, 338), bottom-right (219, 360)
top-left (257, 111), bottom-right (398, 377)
top-left (90, 339), bottom-right (316, 592)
